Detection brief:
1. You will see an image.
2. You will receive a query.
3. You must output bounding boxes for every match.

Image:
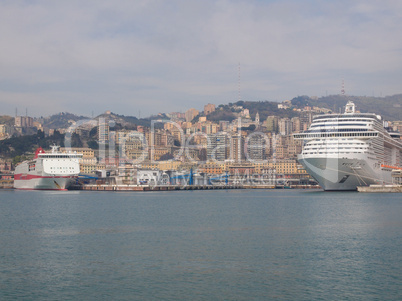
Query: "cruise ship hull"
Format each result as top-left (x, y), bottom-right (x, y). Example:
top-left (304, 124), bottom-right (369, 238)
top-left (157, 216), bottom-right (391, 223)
top-left (298, 156), bottom-right (392, 191)
top-left (14, 175), bottom-right (77, 190)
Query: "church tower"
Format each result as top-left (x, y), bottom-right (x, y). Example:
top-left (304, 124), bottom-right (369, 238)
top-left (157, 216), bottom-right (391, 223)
top-left (255, 112), bottom-right (260, 125)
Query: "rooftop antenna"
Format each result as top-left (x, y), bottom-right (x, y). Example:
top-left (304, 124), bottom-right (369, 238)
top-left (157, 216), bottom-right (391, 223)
top-left (15, 108), bottom-right (18, 117)
top-left (238, 62), bottom-right (241, 102)
top-left (341, 78), bottom-right (346, 96)
top-left (26, 108), bottom-right (28, 117)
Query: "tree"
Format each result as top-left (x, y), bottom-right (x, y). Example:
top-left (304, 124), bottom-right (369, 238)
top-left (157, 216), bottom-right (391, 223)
top-left (159, 153), bottom-right (174, 161)
top-left (13, 155), bottom-right (22, 165)
top-left (47, 131), bottom-right (65, 147)
top-left (89, 127), bottom-right (97, 139)
top-left (37, 130), bottom-right (45, 140)
top-left (71, 133), bottom-right (83, 147)
top-left (87, 140), bottom-right (99, 149)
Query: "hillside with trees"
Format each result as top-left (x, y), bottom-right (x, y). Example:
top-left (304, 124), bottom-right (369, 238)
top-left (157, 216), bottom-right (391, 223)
top-left (39, 112), bottom-right (89, 129)
top-left (95, 112), bottom-right (165, 129)
top-left (235, 100), bottom-right (299, 120)
top-left (0, 130), bottom-right (87, 163)
top-left (301, 94), bottom-right (402, 121)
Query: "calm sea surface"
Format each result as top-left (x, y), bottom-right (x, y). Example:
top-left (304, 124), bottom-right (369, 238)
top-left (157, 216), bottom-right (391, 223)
top-left (0, 189), bottom-right (401, 300)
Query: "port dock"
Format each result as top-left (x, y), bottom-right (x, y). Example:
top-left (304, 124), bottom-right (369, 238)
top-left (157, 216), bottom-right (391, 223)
top-left (78, 184), bottom-right (244, 191)
top-left (357, 185), bottom-right (402, 193)
top-left (72, 183), bottom-right (321, 191)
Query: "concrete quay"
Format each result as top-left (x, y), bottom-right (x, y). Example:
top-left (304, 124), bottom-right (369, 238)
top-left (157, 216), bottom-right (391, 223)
top-left (357, 185), bottom-right (402, 193)
top-left (76, 183), bottom-right (321, 191)
top-left (243, 184), bottom-right (276, 189)
top-left (79, 184), bottom-right (244, 191)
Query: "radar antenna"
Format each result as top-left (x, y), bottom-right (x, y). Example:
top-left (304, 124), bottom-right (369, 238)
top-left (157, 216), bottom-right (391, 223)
top-left (341, 78), bottom-right (346, 96)
top-left (238, 63), bottom-right (241, 102)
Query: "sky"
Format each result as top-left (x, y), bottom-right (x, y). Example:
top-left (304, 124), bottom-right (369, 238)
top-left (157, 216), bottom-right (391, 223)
top-left (1, 0), bottom-right (402, 118)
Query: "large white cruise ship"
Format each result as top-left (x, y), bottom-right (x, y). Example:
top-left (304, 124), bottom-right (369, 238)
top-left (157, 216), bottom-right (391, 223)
top-left (294, 101), bottom-right (402, 190)
top-left (14, 145), bottom-right (82, 190)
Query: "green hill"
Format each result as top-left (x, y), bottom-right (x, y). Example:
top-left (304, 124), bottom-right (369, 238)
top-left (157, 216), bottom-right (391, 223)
top-left (304, 94), bottom-right (402, 121)
top-left (40, 112), bottom-right (89, 129)
top-left (235, 100), bottom-right (299, 121)
top-left (95, 112), bottom-right (160, 128)
top-left (205, 94), bottom-right (402, 122)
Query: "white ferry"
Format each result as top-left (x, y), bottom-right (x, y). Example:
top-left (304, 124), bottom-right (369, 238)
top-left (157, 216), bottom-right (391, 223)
top-left (294, 101), bottom-right (402, 190)
top-left (14, 145), bottom-right (82, 190)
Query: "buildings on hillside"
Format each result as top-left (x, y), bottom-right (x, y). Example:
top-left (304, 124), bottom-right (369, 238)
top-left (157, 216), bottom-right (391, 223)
top-left (3, 100), bottom-right (400, 187)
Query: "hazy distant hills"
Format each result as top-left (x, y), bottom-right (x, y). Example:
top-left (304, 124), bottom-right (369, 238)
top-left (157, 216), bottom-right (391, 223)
top-left (304, 94), bottom-right (402, 121)
top-left (210, 94), bottom-right (402, 122)
top-left (225, 100), bottom-right (300, 121)
top-left (95, 112), bottom-right (166, 129)
top-left (39, 112), bottom-right (90, 129)
top-left (40, 111), bottom-right (157, 130)
top-left (1, 94), bottom-right (401, 131)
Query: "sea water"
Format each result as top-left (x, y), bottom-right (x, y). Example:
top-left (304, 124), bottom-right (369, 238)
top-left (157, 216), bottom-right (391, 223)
top-left (0, 189), bottom-right (401, 300)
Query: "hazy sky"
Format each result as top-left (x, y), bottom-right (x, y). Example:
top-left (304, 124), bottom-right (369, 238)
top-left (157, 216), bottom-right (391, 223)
top-left (1, 0), bottom-right (402, 117)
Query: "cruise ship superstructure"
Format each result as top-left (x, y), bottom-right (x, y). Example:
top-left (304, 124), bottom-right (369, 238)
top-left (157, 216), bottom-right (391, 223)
top-left (294, 101), bottom-right (402, 190)
top-left (14, 145), bottom-right (82, 190)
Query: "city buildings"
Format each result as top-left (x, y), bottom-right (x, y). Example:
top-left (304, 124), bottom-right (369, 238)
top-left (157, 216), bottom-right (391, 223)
top-left (0, 124), bottom-right (11, 139)
top-left (2, 99), bottom-right (351, 186)
top-left (246, 133), bottom-right (267, 161)
top-left (15, 116), bottom-right (33, 128)
top-left (230, 134), bottom-right (245, 162)
top-left (97, 120), bottom-right (110, 144)
top-left (204, 103), bottom-right (216, 115)
top-left (207, 133), bottom-right (230, 161)
top-left (185, 108), bottom-right (199, 122)
top-left (265, 116), bottom-right (279, 133)
top-left (0, 159), bottom-right (13, 173)
top-left (279, 118), bottom-right (292, 136)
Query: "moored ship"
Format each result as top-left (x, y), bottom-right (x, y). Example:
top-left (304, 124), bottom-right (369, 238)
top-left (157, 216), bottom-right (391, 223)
top-left (14, 145), bottom-right (82, 190)
top-left (294, 101), bottom-right (402, 191)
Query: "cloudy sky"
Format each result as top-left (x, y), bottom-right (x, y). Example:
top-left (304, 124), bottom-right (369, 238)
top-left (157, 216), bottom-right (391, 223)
top-left (1, 0), bottom-right (402, 117)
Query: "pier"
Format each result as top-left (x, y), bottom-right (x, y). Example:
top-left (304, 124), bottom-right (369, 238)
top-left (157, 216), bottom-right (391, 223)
top-left (72, 183), bottom-right (321, 191)
top-left (78, 184), bottom-right (244, 191)
top-left (357, 185), bottom-right (402, 193)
